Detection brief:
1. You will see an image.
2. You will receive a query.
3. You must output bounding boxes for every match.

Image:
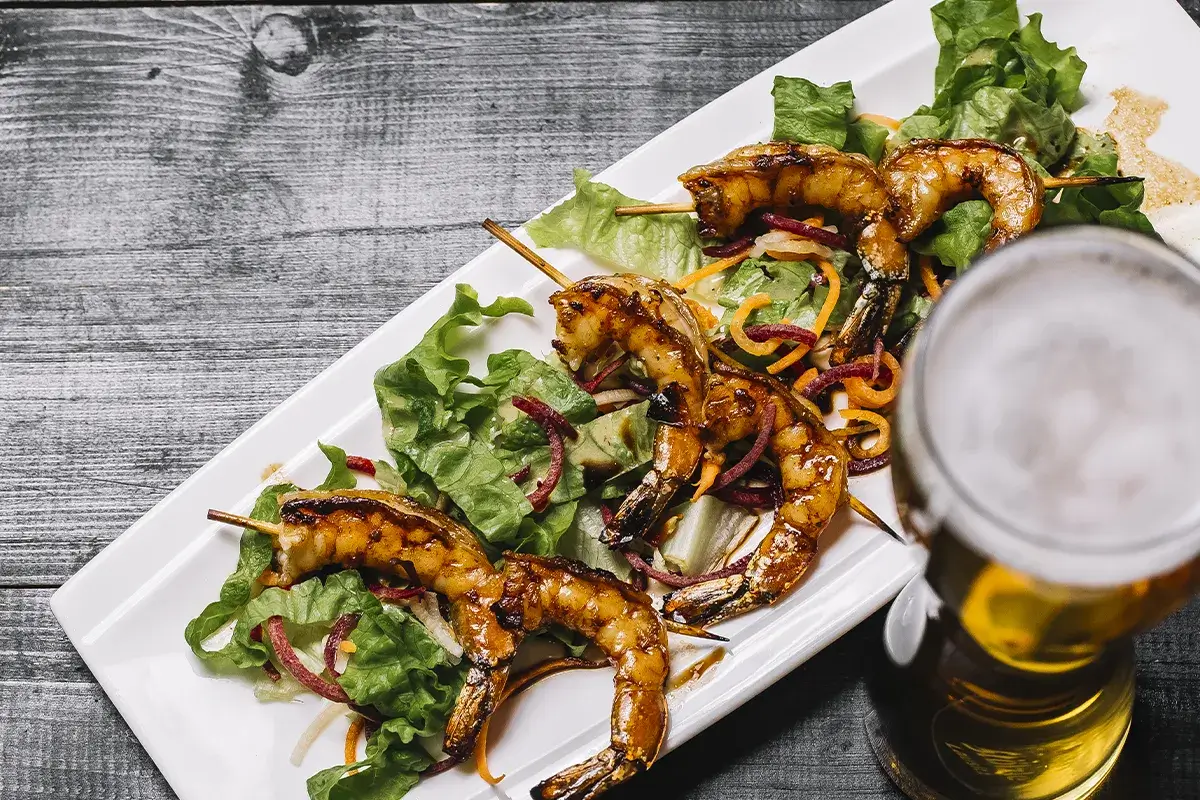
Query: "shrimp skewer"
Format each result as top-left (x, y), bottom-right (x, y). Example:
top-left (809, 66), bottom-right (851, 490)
top-left (484, 220), bottom-right (709, 547)
top-left (495, 553), bottom-right (670, 800)
top-left (677, 143), bottom-right (909, 364)
top-left (662, 360), bottom-right (849, 625)
top-left (880, 138), bottom-right (1140, 249)
top-left (208, 489), bottom-right (519, 761)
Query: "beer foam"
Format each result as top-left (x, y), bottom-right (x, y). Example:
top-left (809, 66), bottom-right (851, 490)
top-left (915, 230), bottom-right (1200, 582)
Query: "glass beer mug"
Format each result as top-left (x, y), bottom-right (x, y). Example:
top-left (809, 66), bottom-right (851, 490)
top-left (866, 228), bottom-right (1200, 800)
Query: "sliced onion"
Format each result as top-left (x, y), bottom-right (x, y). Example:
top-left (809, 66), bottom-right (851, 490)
top-left (702, 236), bottom-right (754, 258)
top-left (324, 614), bottom-right (360, 678)
top-left (800, 362), bottom-right (890, 400)
top-left (407, 592), bottom-right (464, 660)
top-left (525, 425), bottom-right (564, 512)
top-left (345, 456), bottom-right (376, 476)
top-left (759, 212), bottom-right (852, 250)
top-left (625, 551), bottom-right (752, 588)
top-left (742, 324), bottom-right (818, 347)
top-left (511, 395), bottom-right (578, 440)
top-left (266, 616), bottom-right (351, 703)
top-left (872, 338), bottom-right (885, 381)
top-left (751, 229), bottom-right (835, 262)
top-left (508, 464), bottom-right (531, 484)
top-left (290, 701), bottom-right (349, 766)
top-left (712, 402), bottom-right (776, 491)
top-left (850, 453), bottom-right (891, 475)
top-left (574, 355), bottom-right (628, 393)
top-left (370, 585), bottom-right (426, 603)
top-left (590, 389), bottom-right (642, 407)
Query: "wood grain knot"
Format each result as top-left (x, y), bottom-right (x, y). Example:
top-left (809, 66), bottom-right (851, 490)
top-left (251, 13), bottom-right (314, 76)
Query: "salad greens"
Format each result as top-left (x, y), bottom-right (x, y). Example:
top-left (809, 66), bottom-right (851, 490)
top-left (187, 1), bottom-right (1163, 798)
top-left (526, 168), bottom-right (705, 283)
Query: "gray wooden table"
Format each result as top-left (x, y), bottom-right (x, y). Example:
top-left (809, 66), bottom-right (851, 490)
top-left (2, 3), bottom-right (1198, 798)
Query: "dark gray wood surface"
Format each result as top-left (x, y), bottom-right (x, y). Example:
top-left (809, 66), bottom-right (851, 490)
top-left (2, 3), bottom-right (1198, 798)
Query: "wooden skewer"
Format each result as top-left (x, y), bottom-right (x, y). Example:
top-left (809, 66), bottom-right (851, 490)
top-left (614, 202), bottom-right (696, 217)
top-left (848, 496), bottom-right (907, 544)
top-left (663, 619), bottom-right (729, 642)
top-left (616, 175), bottom-right (1141, 218)
top-left (481, 219), bottom-right (572, 289)
top-left (1043, 174), bottom-right (1142, 189)
top-left (208, 509), bottom-right (284, 537)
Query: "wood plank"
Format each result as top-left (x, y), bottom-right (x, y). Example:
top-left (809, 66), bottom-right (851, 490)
top-left (0, 3), bottom-right (887, 258)
top-left (4, 597), bottom-right (1197, 798)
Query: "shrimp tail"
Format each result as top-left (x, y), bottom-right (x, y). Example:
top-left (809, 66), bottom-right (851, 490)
top-left (532, 747), bottom-right (643, 800)
top-left (442, 662), bottom-right (510, 759)
top-left (661, 573), bottom-right (750, 626)
top-left (830, 277), bottom-right (904, 365)
top-left (603, 469), bottom-right (679, 546)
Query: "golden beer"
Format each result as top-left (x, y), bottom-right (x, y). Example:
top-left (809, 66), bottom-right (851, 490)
top-left (866, 229), bottom-right (1200, 800)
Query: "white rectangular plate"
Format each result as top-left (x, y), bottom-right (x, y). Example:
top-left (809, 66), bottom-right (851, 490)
top-left (52, 1), bottom-right (1200, 798)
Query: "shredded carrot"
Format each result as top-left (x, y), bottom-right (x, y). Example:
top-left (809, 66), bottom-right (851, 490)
top-left (832, 423), bottom-right (875, 439)
top-left (686, 299), bottom-right (719, 330)
top-left (919, 255), bottom-right (942, 300)
top-left (474, 658), bottom-right (606, 786)
top-left (810, 261), bottom-right (841, 338)
top-left (844, 352), bottom-right (902, 408)
top-left (839, 408), bottom-right (891, 458)
top-left (674, 250), bottom-right (751, 291)
top-left (339, 640), bottom-right (357, 654)
top-left (345, 716), bottom-right (364, 766)
top-left (803, 214), bottom-right (825, 226)
top-left (856, 113), bottom-right (901, 131)
top-left (476, 718), bottom-right (505, 785)
top-left (730, 293), bottom-right (781, 356)
top-left (692, 455), bottom-right (724, 502)
top-left (765, 261), bottom-right (839, 375)
top-left (792, 367), bottom-right (819, 392)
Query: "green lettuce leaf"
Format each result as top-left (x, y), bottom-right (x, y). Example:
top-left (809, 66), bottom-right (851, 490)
top-left (372, 459), bottom-right (407, 496)
top-left (1041, 131), bottom-right (1156, 235)
top-left (183, 482), bottom-right (297, 669)
top-left (526, 168), bottom-right (704, 282)
top-left (930, 0), bottom-right (1020, 96)
top-left (514, 499), bottom-right (581, 556)
top-left (1015, 13), bottom-right (1086, 112)
top-left (309, 603), bottom-right (466, 800)
top-left (771, 77), bottom-right (855, 149)
top-left (316, 442), bottom-right (358, 491)
top-left (717, 252), bottom-right (860, 332)
top-left (374, 284), bottom-right (535, 541)
top-left (945, 85), bottom-right (1075, 166)
top-left (473, 350), bottom-right (597, 450)
top-left (845, 118), bottom-right (891, 163)
top-left (910, 200), bottom-right (995, 272)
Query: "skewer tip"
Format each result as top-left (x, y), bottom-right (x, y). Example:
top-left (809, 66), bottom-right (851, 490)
top-left (614, 202), bottom-right (697, 217)
top-left (662, 618), bottom-right (729, 642)
top-left (207, 509), bottom-right (283, 537)
top-left (848, 495), bottom-right (907, 545)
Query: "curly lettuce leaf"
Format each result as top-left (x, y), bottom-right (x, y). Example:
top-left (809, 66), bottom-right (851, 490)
top-left (946, 85), bottom-right (1075, 166)
top-left (846, 118), bottom-right (891, 163)
top-left (771, 77), bottom-right (855, 149)
top-left (1016, 13), bottom-right (1086, 113)
top-left (184, 482), bottom-right (298, 669)
top-left (910, 200), bottom-right (995, 272)
top-left (931, 0), bottom-right (1021, 97)
top-left (374, 284), bottom-right (535, 541)
top-left (316, 442), bottom-right (358, 491)
top-left (526, 168), bottom-right (704, 282)
top-left (309, 603), bottom-right (466, 800)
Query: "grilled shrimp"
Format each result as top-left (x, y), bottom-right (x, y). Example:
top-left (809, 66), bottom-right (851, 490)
top-left (552, 274), bottom-right (707, 547)
top-left (246, 489), bottom-right (520, 761)
top-left (678, 142), bottom-right (909, 364)
top-left (495, 553), bottom-right (669, 800)
top-left (662, 361), bottom-right (849, 625)
top-left (880, 138), bottom-right (1043, 249)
